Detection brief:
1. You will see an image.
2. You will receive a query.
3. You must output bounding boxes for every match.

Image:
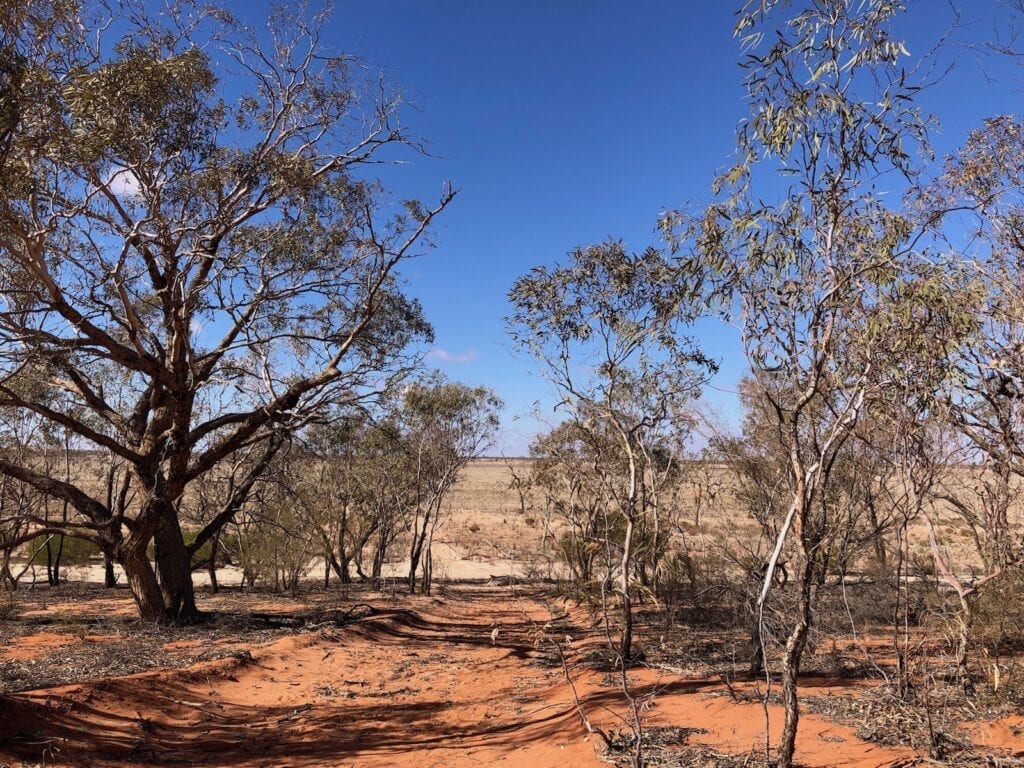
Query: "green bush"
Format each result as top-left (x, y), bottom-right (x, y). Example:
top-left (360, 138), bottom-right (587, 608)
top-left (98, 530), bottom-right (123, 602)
top-left (26, 534), bottom-right (101, 567)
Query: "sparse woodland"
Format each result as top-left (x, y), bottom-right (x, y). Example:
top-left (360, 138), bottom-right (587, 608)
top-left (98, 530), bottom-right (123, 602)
top-left (2, 1), bottom-right (1024, 767)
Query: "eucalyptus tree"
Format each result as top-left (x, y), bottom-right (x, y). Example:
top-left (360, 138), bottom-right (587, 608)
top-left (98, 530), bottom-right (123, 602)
top-left (662, 2), bottom-right (947, 763)
top-left (924, 118), bottom-right (1024, 465)
top-left (708, 379), bottom-right (799, 679)
top-left (404, 376), bottom-right (502, 594)
top-left (0, 1), bottom-right (451, 621)
top-left (356, 419), bottom-right (418, 589)
top-left (291, 418), bottom-right (366, 588)
top-left (297, 414), bottom-right (412, 589)
top-left (183, 430), bottom-right (287, 592)
top-left (884, 112), bottom-right (1024, 695)
top-left (509, 241), bottom-right (712, 663)
top-left (710, 376), bottom-right (907, 680)
top-left (0, 402), bottom-right (50, 589)
top-left (228, 443), bottom-right (321, 593)
top-left (857, 266), bottom-right (985, 698)
top-left (531, 415), bottom-right (694, 596)
top-left (530, 419), bottom-right (625, 589)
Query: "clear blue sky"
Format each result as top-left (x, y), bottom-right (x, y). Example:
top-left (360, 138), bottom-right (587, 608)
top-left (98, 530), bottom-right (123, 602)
top-left (230, 1), bottom-right (1020, 455)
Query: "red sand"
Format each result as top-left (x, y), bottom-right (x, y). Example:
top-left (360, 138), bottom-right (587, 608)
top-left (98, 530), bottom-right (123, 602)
top-left (0, 586), bottom-right (1020, 767)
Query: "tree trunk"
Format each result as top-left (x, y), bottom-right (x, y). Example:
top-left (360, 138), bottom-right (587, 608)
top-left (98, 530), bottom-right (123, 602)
top-left (45, 537), bottom-right (57, 586)
top-left (336, 519), bottom-right (353, 585)
top-left (581, 547), bottom-right (592, 584)
top-left (776, 553), bottom-right (814, 768)
top-left (892, 523), bottom-right (909, 699)
top-left (208, 534), bottom-right (219, 594)
top-left (421, 546), bottom-right (432, 595)
top-left (749, 614), bottom-right (765, 678)
top-left (324, 548), bottom-right (352, 586)
top-left (1, 551), bottom-right (16, 591)
top-left (619, 516), bottom-right (635, 664)
top-left (408, 509), bottom-right (430, 594)
top-left (154, 510), bottom-right (198, 623)
top-left (51, 499), bottom-right (69, 585)
top-left (52, 533), bottom-right (64, 585)
top-left (372, 534), bottom-right (387, 590)
top-left (421, 524), bottom-right (437, 595)
top-left (957, 593), bottom-right (975, 697)
top-left (103, 550), bottom-right (117, 588)
top-left (120, 544), bottom-right (165, 622)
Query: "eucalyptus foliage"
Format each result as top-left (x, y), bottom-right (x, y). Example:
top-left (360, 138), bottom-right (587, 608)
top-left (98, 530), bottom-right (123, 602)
top-left (0, 0), bottom-right (452, 621)
top-left (659, 2), bottom-right (974, 764)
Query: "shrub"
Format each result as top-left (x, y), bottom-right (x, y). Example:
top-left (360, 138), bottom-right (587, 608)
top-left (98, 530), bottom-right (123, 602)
top-left (26, 534), bottom-right (101, 567)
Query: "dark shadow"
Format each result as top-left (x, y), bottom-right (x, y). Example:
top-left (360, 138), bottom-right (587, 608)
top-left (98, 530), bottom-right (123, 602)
top-left (1, 678), bottom-right (587, 767)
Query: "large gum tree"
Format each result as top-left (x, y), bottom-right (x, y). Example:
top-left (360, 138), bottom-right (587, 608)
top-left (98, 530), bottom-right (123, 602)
top-left (0, 0), bottom-right (452, 622)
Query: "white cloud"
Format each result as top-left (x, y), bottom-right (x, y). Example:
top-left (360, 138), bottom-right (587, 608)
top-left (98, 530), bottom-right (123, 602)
top-left (105, 167), bottom-right (142, 199)
top-left (427, 347), bottom-right (479, 364)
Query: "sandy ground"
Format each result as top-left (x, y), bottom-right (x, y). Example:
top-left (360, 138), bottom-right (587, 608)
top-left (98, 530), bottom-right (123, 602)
top-left (0, 587), bottom-right (607, 767)
top-left (4, 585), bottom-right (1018, 768)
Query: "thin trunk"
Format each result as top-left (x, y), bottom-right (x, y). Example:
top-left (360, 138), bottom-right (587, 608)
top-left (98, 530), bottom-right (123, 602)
top-left (749, 613), bottom-right (765, 678)
top-left (208, 533), bottom-right (219, 594)
top-left (337, 508), bottom-right (352, 584)
top-left (354, 556), bottom-right (367, 581)
top-left (620, 516), bottom-right (635, 663)
top-left (103, 550), bottom-right (117, 588)
top-left (51, 443), bottom-right (70, 586)
top-left (1, 550), bottom-right (15, 590)
top-left (45, 537), bottom-right (55, 586)
top-left (52, 530), bottom-right (65, 585)
top-left (421, 521), bottom-right (438, 595)
top-left (777, 552), bottom-right (814, 768)
top-left (408, 506), bottom-right (431, 593)
top-left (581, 538), bottom-right (593, 584)
top-left (957, 593), bottom-right (975, 696)
top-left (372, 532), bottom-right (387, 590)
top-left (324, 548), bottom-right (351, 584)
top-left (893, 520), bottom-right (909, 699)
top-left (421, 546), bottom-right (432, 595)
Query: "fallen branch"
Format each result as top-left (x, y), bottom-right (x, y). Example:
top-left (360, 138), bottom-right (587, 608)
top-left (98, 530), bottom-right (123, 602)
top-left (550, 637), bottom-right (614, 750)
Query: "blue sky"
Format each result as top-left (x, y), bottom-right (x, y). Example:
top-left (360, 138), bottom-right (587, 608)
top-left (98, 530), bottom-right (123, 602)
top-left (230, 1), bottom-right (1021, 455)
